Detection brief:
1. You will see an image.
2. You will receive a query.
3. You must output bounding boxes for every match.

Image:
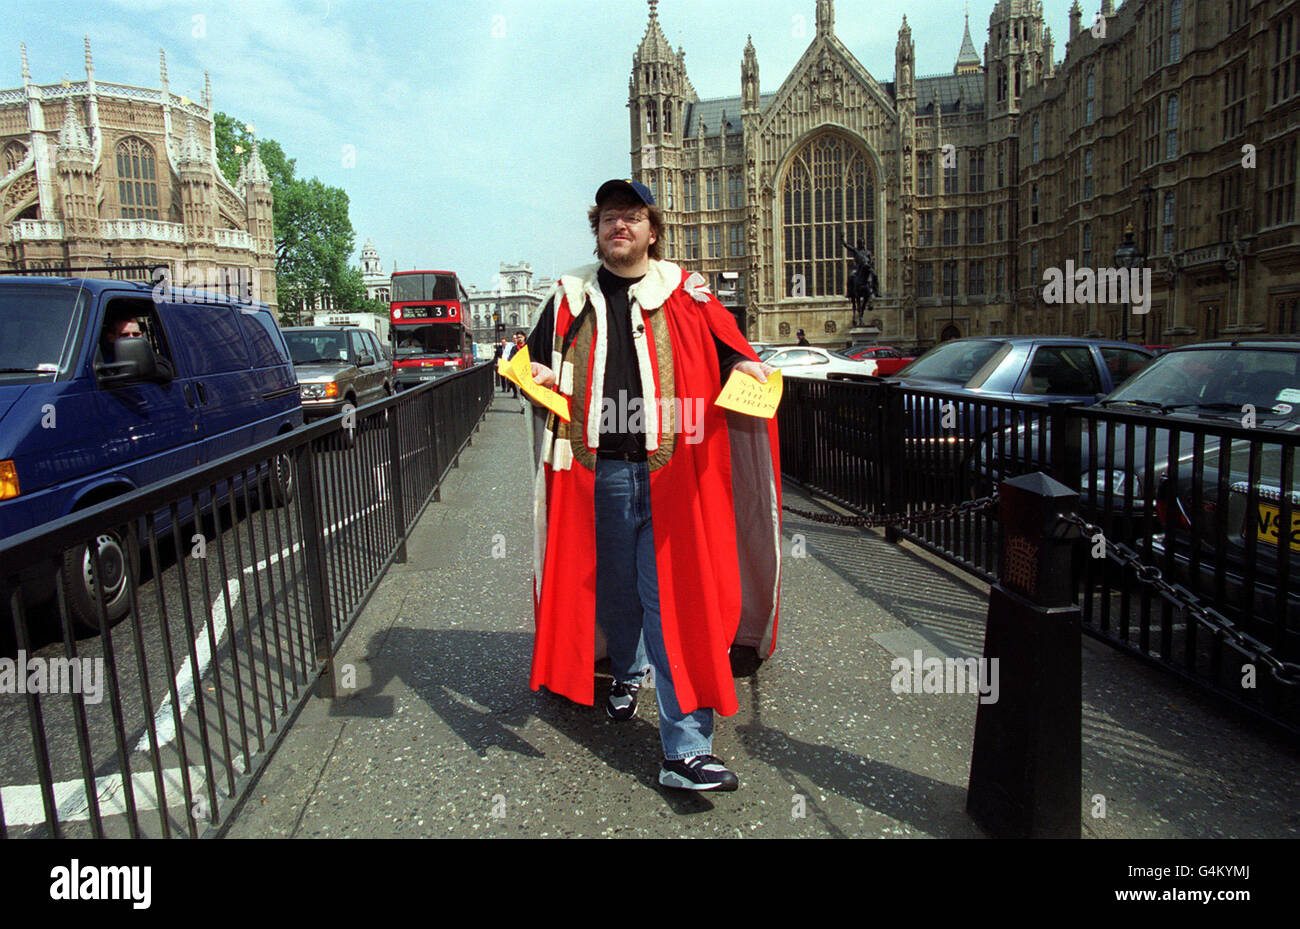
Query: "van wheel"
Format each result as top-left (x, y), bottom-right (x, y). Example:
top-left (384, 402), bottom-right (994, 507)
top-left (59, 527), bottom-right (139, 636)
top-left (266, 450), bottom-right (295, 507)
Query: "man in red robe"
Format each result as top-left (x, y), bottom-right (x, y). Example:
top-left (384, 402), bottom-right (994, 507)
top-left (523, 179), bottom-right (781, 791)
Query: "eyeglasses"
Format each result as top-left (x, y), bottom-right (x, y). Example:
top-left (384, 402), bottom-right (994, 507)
top-left (600, 212), bottom-right (648, 227)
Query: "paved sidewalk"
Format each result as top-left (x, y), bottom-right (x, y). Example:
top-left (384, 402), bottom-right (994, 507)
top-left (227, 393), bottom-right (1300, 838)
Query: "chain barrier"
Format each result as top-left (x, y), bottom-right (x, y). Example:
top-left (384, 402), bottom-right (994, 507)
top-left (781, 492), bottom-right (999, 529)
top-left (1061, 511), bottom-right (1300, 687)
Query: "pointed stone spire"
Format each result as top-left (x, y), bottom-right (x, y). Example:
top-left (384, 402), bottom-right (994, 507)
top-left (636, 0), bottom-right (674, 62)
top-left (956, 14), bottom-right (982, 73)
top-left (179, 115), bottom-right (205, 166)
top-left (57, 103), bottom-right (92, 155)
top-left (203, 70), bottom-right (212, 109)
top-left (1069, 0), bottom-right (1082, 38)
top-left (816, 0), bottom-right (834, 35)
top-left (159, 48), bottom-right (168, 87)
top-left (83, 36), bottom-right (94, 80)
top-left (245, 138), bottom-right (270, 186)
top-left (20, 42), bottom-right (29, 82)
top-left (742, 35), bottom-right (760, 113)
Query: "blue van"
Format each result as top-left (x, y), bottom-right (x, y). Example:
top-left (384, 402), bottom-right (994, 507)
top-left (0, 276), bottom-right (303, 632)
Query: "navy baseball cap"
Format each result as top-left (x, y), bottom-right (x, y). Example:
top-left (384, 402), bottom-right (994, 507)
top-left (595, 178), bottom-right (655, 207)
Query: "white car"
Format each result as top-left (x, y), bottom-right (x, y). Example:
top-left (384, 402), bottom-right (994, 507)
top-left (757, 345), bottom-right (878, 380)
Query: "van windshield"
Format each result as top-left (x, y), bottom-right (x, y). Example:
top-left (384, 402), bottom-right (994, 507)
top-left (0, 286), bottom-right (87, 379)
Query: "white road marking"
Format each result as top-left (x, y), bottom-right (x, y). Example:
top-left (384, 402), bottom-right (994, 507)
top-left (134, 499), bottom-right (383, 752)
top-left (135, 578), bottom-right (238, 753)
top-left (4, 460), bottom-right (394, 816)
top-left (2, 755), bottom-right (247, 828)
top-left (2, 765), bottom-right (208, 827)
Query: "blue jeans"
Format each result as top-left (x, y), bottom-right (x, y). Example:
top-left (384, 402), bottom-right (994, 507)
top-left (594, 458), bottom-right (713, 760)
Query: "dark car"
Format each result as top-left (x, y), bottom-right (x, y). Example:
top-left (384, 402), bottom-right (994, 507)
top-left (884, 337), bottom-right (1154, 480)
top-left (282, 326), bottom-right (393, 420)
top-left (1122, 341), bottom-right (1300, 636)
top-left (892, 336), bottom-right (1154, 402)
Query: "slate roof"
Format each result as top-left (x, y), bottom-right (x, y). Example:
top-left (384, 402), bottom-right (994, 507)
top-left (683, 93), bottom-right (776, 138)
top-left (915, 72), bottom-right (985, 114)
top-left (681, 59), bottom-right (985, 135)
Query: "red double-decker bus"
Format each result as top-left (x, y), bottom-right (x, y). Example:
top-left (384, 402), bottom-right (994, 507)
top-left (389, 270), bottom-right (474, 388)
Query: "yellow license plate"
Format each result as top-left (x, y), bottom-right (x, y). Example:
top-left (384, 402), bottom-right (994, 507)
top-left (1254, 503), bottom-right (1300, 551)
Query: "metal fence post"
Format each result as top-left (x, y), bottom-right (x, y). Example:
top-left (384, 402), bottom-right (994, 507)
top-left (387, 399), bottom-right (408, 565)
top-left (292, 444), bottom-right (337, 698)
top-left (966, 471), bottom-right (1082, 838)
top-left (881, 381), bottom-right (906, 543)
top-left (1048, 400), bottom-right (1083, 491)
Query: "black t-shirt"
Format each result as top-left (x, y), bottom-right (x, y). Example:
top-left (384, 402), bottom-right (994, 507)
top-left (525, 265), bottom-right (746, 454)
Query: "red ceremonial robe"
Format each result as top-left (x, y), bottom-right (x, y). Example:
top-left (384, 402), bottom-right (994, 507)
top-left (526, 259), bottom-right (781, 717)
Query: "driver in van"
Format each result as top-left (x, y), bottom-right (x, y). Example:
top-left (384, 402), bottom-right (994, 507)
top-left (100, 311), bottom-right (174, 379)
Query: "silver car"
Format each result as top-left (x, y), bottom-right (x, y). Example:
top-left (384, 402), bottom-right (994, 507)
top-left (283, 326), bottom-right (393, 420)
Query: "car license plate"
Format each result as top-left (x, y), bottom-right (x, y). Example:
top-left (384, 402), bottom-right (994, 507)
top-left (1254, 503), bottom-right (1300, 551)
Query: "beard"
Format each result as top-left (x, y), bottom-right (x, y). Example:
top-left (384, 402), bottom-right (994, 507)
top-left (599, 236), bottom-right (650, 270)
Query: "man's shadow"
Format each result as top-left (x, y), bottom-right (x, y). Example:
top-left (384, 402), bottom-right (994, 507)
top-left (331, 627), bottom-right (734, 809)
top-left (328, 627), bottom-right (977, 827)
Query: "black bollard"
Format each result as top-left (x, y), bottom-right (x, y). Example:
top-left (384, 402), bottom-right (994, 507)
top-left (966, 471), bottom-right (1081, 838)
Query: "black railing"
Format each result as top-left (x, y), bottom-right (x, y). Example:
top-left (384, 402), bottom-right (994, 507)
top-left (779, 376), bottom-right (1300, 736)
top-left (0, 363), bottom-right (493, 838)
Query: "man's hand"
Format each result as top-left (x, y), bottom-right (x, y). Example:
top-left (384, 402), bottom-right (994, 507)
top-left (531, 361), bottom-right (556, 388)
top-left (734, 360), bottom-right (776, 383)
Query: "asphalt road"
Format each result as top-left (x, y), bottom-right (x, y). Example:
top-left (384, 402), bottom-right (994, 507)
top-left (0, 427), bottom-right (410, 838)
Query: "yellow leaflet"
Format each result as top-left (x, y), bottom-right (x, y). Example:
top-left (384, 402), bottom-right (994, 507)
top-left (715, 368), bottom-right (782, 419)
top-left (498, 345), bottom-right (571, 422)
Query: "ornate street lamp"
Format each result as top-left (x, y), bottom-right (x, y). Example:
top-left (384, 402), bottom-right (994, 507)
top-left (1114, 223), bottom-right (1143, 343)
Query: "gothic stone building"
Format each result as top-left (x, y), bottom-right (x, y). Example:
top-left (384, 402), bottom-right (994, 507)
top-left (629, 0), bottom-right (1299, 347)
top-left (0, 41), bottom-right (276, 307)
top-left (468, 262), bottom-right (554, 343)
top-left (1019, 0), bottom-right (1299, 342)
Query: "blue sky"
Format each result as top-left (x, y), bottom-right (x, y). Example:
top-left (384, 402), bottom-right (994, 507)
top-left (12, 0), bottom-right (1079, 291)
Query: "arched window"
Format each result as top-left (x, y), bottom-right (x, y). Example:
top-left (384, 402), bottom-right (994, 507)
top-left (663, 100), bottom-right (672, 134)
top-left (1031, 118), bottom-right (1041, 163)
top-left (646, 102), bottom-right (658, 135)
top-left (781, 133), bottom-right (875, 298)
top-left (1085, 68), bottom-right (1096, 123)
top-left (116, 137), bottom-right (159, 220)
top-left (3, 141), bottom-right (27, 175)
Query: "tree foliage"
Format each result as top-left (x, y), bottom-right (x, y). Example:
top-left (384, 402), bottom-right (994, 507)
top-left (213, 112), bottom-right (366, 323)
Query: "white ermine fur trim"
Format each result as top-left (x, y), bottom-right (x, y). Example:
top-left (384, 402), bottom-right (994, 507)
top-left (535, 280), bottom-right (563, 327)
top-left (533, 461), bottom-right (548, 598)
top-left (627, 259), bottom-right (682, 311)
top-left (584, 279), bottom-right (609, 451)
top-left (560, 360), bottom-right (574, 395)
top-left (552, 437), bottom-right (574, 471)
top-left (632, 300), bottom-right (660, 451)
